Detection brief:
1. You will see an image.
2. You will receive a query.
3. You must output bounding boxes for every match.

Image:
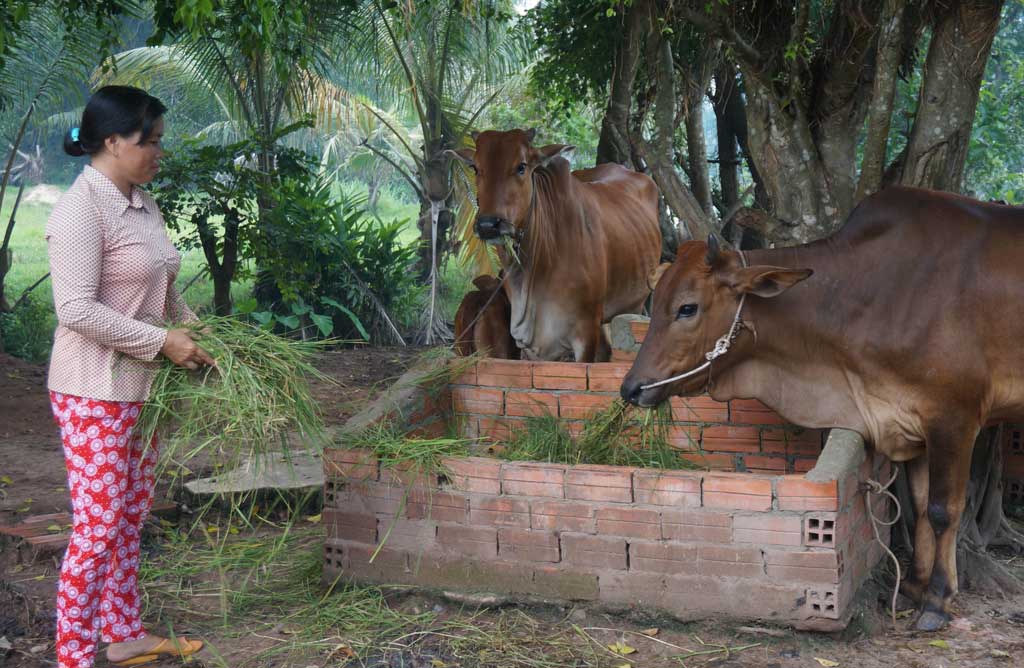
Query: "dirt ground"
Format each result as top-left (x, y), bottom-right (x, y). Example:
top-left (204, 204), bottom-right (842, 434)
top-left (2, 347), bottom-right (1024, 668)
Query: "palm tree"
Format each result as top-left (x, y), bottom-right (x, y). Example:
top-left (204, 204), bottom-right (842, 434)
top-left (340, 0), bottom-right (528, 342)
top-left (0, 6), bottom-right (124, 324)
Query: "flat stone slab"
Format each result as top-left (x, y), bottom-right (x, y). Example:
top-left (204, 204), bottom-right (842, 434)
top-left (185, 451), bottom-right (324, 494)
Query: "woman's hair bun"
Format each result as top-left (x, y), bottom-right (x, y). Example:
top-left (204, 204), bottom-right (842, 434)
top-left (63, 128), bottom-right (85, 157)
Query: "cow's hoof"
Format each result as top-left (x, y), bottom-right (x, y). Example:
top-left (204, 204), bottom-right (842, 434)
top-left (914, 609), bottom-right (950, 632)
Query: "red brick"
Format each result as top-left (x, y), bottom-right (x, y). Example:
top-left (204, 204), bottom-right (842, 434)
top-left (562, 533), bottom-right (628, 570)
top-left (559, 393), bottom-right (617, 419)
top-left (595, 507), bottom-right (661, 539)
top-left (469, 496), bottom-right (530, 527)
top-left (533, 362), bottom-right (588, 390)
top-left (632, 470), bottom-right (701, 507)
top-left (476, 359), bottom-right (533, 388)
top-left (792, 458), bottom-right (817, 473)
top-left (764, 549), bottom-right (841, 584)
top-left (478, 417), bottom-right (525, 442)
top-left (661, 510), bottom-right (732, 542)
top-left (777, 476), bottom-right (839, 511)
top-left (437, 525), bottom-right (498, 559)
top-left (501, 462), bottom-right (566, 498)
top-left (629, 540), bottom-right (700, 574)
top-left (377, 518), bottom-right (437, 551)
top-left (629, 320), bottom-right (649, 342)
top-left (731, 409), bottom-right (787, 425)
top-left (587, 363), bottom-right (631, 391)
top-left (532, 566), bottom-right (600, 600)
top-left (406, 490), bottom-right (468, 523)
top-left (598, 570), bottom-right (665, 605)
top-left (702, 475), bottom-right (773, 511)
top-left (669, 397), bottom-right (729, 423)
top-left (680, 452), bottom-right (736, 471)
top-left (505, 391), bottom-right (559, 418)
top-left (610, 349), bottom-right (637, 362)
top-left (530, 501), bottom-right (596, 533)
top-left (450, 360), bottom-right (477, 385)
top-left (730, 398), bottom-right (772, 412)
top-left (701, 425), bottom-right (761, 453)
top-left (744, 455), bottom-right (788, 472)
top-left (733, 513), bottom-right (803, 546)
top-left (452, 387), bottom-right (503, 415)
top-left (344, 482), bottom-right (405, 517)
top-left (498, 528), bottom-right (560, 562)
top-left (762, 428), bottom-right (824, 454)
top-left (666, 425), bottom-right (702, 450)
top-left (441, 456), bottom-right (502, 494)
top-left (379, 463), bottom-right (438, 489)
top-left (335, 540), bottom-right (409, 572)
top-left (324, 509), bottom-right (377, 544)
top-left (565, 465), bottom-right (633, 503)
top-left (699, 545), bottom-right (764, 578)
top-left (323, 448), bottom-right (378, 480)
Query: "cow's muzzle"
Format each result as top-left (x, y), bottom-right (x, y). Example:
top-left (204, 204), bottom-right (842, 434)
top-left (474, 215), bottom-right (514, 241)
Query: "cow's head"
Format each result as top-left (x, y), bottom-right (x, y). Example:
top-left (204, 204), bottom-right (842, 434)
top-left (446, 128), bottom-right (575, 242)
top-left (620, 237), bottom-right (812, 407)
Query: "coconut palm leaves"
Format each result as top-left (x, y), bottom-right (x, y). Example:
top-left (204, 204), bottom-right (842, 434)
top-left (339, 0), bottom-right (528, 342)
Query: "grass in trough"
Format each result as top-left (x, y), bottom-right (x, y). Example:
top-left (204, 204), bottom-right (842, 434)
top-left (503, 400), bottom-right (702, 470)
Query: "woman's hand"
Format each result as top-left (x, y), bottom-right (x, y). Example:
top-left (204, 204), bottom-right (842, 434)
top-left (161, 328), bottom-right (216, 370)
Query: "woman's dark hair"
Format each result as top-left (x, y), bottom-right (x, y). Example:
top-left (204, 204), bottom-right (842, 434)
top-left (64, 85), bottom-right (167, 157)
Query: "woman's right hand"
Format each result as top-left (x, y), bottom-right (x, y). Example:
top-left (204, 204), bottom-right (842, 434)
top-left (161, 328), bottom-right (216, 370)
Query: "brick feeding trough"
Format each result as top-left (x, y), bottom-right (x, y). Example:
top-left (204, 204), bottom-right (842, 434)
top-left (321, 319), bottom-right (899, 630)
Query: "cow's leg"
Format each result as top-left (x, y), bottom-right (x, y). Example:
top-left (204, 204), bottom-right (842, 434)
top-left (899, 454), bottom-right (933, 604)
top-left (571, 310), bottom-right (603, 363)
top-left (915, 425), bottom-right (976, 631)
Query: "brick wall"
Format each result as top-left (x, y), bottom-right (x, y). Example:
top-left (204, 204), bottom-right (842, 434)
top-left (323, 445), bottom-right (890, 630)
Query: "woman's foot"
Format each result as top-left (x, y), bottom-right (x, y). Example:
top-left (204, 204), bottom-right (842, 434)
top-left (106, 635), bottom-right (202, 664)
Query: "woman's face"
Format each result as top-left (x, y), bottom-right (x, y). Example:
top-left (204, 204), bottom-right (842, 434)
top-left (108, 116), bottom-right (165, 186)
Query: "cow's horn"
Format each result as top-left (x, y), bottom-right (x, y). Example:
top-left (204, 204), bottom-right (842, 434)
top-left (706, 234), bottom-right (721, 266)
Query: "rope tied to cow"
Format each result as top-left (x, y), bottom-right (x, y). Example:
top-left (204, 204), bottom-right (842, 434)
top-left (861, 466), bottom-right (903, 627)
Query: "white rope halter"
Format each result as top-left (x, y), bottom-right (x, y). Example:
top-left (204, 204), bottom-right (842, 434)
top-left (640, 250), bottom-right (748, 391)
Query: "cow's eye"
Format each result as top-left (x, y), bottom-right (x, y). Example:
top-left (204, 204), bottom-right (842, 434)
top-left (517, 163), bottom-right (527, 176)
top-left (677, 303), bottom-right (698, 319)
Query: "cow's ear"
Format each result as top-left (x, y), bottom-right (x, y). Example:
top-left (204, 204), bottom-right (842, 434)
top-left (647, 262), bottom-right (672, 292)
top-left (445, 148), bottom-right (476, 166)
top-left (537, 144), bottom-right (576, 167)
top-left (525, 127), bottom-right (537, 143)
top-left (729, 265), bottom-right (813, 298)
top-left (470, 130), bottom-right (480, 142)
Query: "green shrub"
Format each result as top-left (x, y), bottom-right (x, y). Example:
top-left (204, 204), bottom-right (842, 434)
top-left (0, 295), bottom-right (55, 363)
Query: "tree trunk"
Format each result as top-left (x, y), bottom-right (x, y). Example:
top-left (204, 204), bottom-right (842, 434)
top-left (742, 76), bottom-right (844, 244)
top-left (596, 0), bottom-right (648, 166)
top-left (898, 0), bottom-right (1005, 191)
top-left (711, 62), bottom-right (741, 215)
top-left (684, 97), bottom-right (713, 216)
top-left (855, 0), bottom-right (907, 202)
top-left (630, 3), bottom-right (715, 242)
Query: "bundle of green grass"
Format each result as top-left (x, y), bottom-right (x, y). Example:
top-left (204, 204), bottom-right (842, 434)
top-left (137, 317), bottom-right (329, 476)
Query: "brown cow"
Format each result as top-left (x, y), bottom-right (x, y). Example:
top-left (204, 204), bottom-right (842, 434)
top-left (453, 275), bottom-right (519, 359)
top-left (620, 186), bottom-right (1024, 631)
top-left (448, 128), bottom-right (661, 362)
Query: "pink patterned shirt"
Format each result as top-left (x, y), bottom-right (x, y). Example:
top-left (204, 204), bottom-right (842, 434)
top-left (46, 165), bottom-right (196, 402)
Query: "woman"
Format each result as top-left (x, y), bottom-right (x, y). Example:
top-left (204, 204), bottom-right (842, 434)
top-left (47, 85), bottom-right (213, 668)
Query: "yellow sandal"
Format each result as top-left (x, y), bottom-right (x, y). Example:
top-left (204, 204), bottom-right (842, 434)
top-left (109, 638), bottom-right (203, 666)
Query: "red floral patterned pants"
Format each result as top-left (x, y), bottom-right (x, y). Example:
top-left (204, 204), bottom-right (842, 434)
top-left (50, 392), bottom-right (156, 668)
